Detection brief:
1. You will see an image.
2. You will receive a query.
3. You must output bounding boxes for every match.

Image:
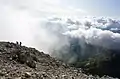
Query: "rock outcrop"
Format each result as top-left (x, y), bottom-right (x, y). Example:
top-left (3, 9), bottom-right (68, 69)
top-left (0, 42), bottom-right (118, 79)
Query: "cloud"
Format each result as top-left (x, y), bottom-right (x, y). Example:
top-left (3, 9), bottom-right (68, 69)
top-left (43, 17), bottom-right (120, 50)
top-left (0, 3), bottom-right (36, 45)
top-left (38, 17), bottom-right (120, 63)
top-left (0, 0), bottom-right (86, 52)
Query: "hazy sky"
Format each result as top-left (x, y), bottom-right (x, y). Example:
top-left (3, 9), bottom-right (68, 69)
top-left (62, 0), bottom-right (120, 18)
top-left (0, 0), bottom-right (119, 17)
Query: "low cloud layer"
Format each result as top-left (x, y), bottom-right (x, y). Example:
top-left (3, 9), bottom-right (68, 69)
top-left (44, 17), bottom-right (120, 49)
top-left (42, 17), bottom-right (120, 63)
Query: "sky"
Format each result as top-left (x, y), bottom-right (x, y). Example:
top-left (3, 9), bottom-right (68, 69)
top-left (0, 0), bottom-right (119, 17)
top-left (62, 0), bottom-right (120, 18)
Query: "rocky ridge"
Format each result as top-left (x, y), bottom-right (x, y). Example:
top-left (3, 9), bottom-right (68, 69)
top-left (0, 42), bottom-right (118, 79)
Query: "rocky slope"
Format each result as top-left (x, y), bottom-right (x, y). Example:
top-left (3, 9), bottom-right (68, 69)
top-left (0, 42), bottom-right (118, 79)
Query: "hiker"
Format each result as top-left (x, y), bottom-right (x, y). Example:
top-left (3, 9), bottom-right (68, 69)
top-left (20, 42), bottom-right (22, 46)
top-left (16, 41), bottom-right (19, 45)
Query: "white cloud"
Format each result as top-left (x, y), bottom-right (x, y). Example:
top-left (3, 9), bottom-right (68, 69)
top-left (43, 17), bottom-right (120, 49)
top-left (0, 0), bottom-right (86, 52)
